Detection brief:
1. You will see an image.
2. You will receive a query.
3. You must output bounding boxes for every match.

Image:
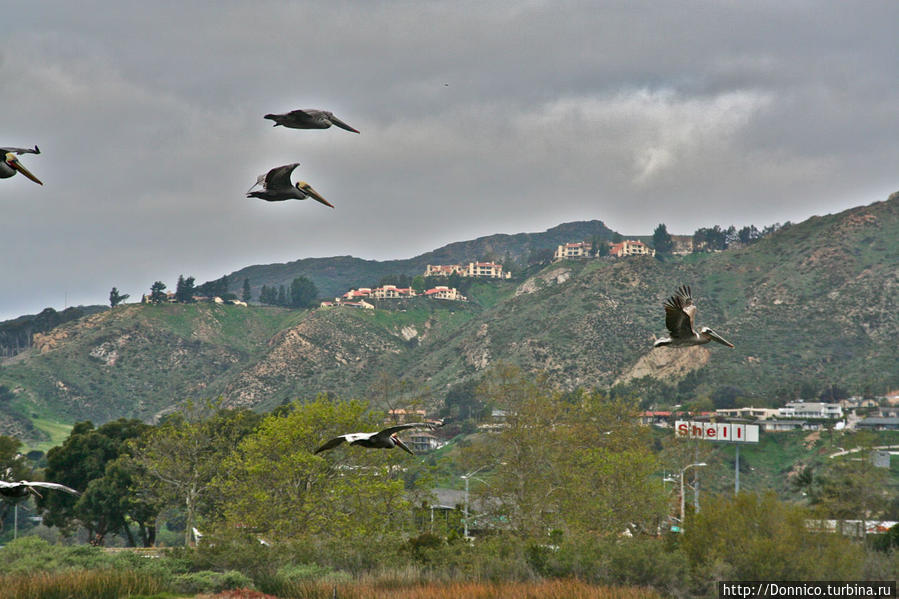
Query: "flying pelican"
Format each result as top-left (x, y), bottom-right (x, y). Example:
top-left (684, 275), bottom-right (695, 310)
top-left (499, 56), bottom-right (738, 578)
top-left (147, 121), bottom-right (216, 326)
top-left (1, 146), bottom-right (43, 185)
top-left (246, 163), bottom-right (333, 207)
top-left (653, 285), bottom-right (734, 349)
top-left (264, 109), bottom-right (360, 133)
top-left (314, 422), bottom-right (441, 455)
top-left (0, 480), bottom-right (79, 500)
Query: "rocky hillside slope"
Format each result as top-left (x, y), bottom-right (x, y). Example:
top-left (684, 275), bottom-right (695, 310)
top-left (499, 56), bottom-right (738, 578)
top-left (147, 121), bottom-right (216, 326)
top-left (1, 194), bottom-right (896, 441)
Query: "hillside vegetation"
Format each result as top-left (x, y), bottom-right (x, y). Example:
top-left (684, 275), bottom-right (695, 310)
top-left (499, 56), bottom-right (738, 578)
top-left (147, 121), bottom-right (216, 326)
top-left (1, 194), bottom-right (897, 439)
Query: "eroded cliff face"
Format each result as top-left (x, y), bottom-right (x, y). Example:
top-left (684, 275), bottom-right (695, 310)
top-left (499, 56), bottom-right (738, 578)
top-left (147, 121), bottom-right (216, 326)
top-left (615, 345), bottom-right (710, 386)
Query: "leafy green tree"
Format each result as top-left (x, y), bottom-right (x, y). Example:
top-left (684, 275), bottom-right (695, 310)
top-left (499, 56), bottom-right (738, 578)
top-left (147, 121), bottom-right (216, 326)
top-left (258, 285), bottom-right (277, 305)
top-left (242, 278), bottom-right (251, 302)
top-left (597, 240), bottom-right (610, 257)
top-left (148, 281), bottom-right (167, 304)
top-left (611, 232), bottom-right (623, 244)
top-left (811, 443), bottom-right (889, 536)
top-left (109, 287), bottom-right (129, 307)
top-left (130, 401), bottom-right (261, 546)
top-left (556, 391), bottom-right (665, 536)
top-left (174, 275), bottom-right (196, 303)
top-left (215, 396), bottom-right (414, 544)
top-left (277, 285), bottom-right (287, 306)
top-left (652, 223), bottom-right (674, 256)
top-left (411, 275), bottom-right (427, 293)
top-left (463, 366), bottom-right (664, 541)
top-left (682, 492), bottom-right (863, 585)
top-left (289, 276), bottom-right (318, 308)
top-left (463, 364), bottom-right (570, 538)
top-left (37, 419), bottom-right (149, 543)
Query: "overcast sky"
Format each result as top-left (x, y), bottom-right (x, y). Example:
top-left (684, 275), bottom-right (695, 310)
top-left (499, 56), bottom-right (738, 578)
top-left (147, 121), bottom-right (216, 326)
top-left (2, 1), bottom-right (897, 320)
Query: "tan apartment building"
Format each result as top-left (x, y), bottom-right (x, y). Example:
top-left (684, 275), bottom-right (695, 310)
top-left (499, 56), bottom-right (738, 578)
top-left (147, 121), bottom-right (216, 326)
top-left (370, 285), bottom-right (416, 299)
top-left (425, 262), bottom-right (511, 279)
top-left (424, 286), bottom-right (467, 301)
top-left (553, 242), bottom-right (593, 261)
top-left (609, 240), bottom-right (655, 257)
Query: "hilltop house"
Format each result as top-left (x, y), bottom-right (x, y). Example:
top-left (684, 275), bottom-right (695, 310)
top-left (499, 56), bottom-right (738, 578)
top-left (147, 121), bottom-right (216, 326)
top-left (425, 262), bottom-right (511, 279)
top-left (553, 242), bottom-right (592, 261)
top-left (714, 407), bottom-right (780, 420)
top-left (371, 285), bottom-right (416, 299)
top-left (408, 432), bottom-right (442, 453)
top-left (424, 286), bottom-right (467, 301)
top-left (553, 239), bottom-right (655, 261)
top-left (779, 401), bottom-right (843, 420)
top-left (609, 240), bottom-right (655, 257)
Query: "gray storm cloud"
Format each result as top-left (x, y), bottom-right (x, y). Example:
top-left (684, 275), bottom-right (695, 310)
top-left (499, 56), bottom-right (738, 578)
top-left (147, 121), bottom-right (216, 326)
top-left (1, 1), bottom-right (897, 320)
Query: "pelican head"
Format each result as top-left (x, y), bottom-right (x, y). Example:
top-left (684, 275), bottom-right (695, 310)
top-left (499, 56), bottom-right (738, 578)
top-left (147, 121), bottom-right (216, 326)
top-left (391, 433), bottom-right (414, 455)
top-left (4, 153), bottom-right (43, 185)
top-left (296, 181), bottom-right (334, 208)
top-left (700, 327), bottom-right (734, 347)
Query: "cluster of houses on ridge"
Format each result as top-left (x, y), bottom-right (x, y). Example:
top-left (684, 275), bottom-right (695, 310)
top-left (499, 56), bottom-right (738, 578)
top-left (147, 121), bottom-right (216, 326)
top-left (641, 398), bottom-right (899, 432)
top-left (553, 239), bottom-right (657, 260)
top-left (320, 261), bottom-right (509, 309)
top-left (551, 235), bottom-right (696, 261)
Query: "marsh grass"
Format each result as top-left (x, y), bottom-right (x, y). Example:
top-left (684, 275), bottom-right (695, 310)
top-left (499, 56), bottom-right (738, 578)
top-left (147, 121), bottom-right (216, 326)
top-left (268, 579), bottom-right (662, 599)
top-left (0, 568), bottom-right (164, 599)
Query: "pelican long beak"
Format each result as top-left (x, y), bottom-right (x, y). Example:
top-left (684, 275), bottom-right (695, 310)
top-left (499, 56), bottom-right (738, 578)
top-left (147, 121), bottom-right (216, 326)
top-left (706, 329), bottom-right (734, 348)
top-left (394, 437), bottom-right (414, 455)
top-left (330, 115), bottom-right (360, 134)
top-left (299, 182), bottom-right (334, 208)
top-left (8, 155), bottom-right (43, 185)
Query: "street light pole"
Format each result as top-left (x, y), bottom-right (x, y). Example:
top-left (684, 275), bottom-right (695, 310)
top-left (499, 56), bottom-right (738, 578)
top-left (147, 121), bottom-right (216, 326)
top-left (461, 465), bottom-right (488, 539)
top-left (680, 462), bottom-right (707, 527)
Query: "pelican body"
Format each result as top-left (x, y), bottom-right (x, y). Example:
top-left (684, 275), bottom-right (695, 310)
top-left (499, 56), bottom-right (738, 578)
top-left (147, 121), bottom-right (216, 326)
top-left (0, 480), bottom-right (79, 500)
top-left (264, 109), bottom-right (359, 133)
top-left (1, 146), bottom-right (43, 185)
top-left (653, 285), bottom-right (734, 349)
top-left (314, 422), bottom-right (441, 455)
top-left (247, 162), bottom-right (333, 207)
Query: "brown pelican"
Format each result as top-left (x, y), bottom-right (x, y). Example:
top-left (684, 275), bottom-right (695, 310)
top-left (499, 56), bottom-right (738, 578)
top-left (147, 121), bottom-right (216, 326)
top-left (0, 480), bottom-right (79, 500)
top-left (246, 163), bottom-right (333, 207)
top-left (1, 146), bottom-right (43, 185)
top-left (653, 285), bottom-right (734, 348)
top-left (314, 422), bottom-right (441, 455)
top-left (264, 109), bottom-right (360, 133)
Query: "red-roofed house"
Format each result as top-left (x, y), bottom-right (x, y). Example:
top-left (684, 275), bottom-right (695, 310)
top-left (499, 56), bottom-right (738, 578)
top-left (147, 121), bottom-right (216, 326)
top-left (371, 285), bottom-right (416, 299)
top-left (609, 240), bottom-right (655, 257)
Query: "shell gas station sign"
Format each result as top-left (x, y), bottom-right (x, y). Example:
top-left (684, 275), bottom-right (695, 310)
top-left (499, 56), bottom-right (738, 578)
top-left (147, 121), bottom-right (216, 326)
top-left (675, 421), bottom-right (759, 443)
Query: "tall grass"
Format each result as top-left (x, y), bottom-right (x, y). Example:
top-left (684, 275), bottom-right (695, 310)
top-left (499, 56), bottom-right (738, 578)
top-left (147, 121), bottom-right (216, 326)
top-left (268, 579), bottom-right (662, 599)
top-left (0, 569), bottom-right (164, 599)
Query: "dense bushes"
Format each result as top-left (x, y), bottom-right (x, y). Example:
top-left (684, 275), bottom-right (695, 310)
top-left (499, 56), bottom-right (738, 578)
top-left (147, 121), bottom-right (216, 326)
top-left (1, 520), bottom-right (897, 599)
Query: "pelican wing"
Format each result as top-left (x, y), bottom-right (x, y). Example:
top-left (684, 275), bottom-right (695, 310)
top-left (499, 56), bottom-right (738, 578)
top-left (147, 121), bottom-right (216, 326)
top-left (0, 146), bottom-right (39, 155)
top-left (314, 435), bottom-right (348, 454)
top-left (263, 163), bottom-right (300, 190)
top-left (0, 480), bottom-right (79, 495)
top-left (285, 109), bottom-right (316, 120)
top-left (664, 285), bottom-right (696, 339)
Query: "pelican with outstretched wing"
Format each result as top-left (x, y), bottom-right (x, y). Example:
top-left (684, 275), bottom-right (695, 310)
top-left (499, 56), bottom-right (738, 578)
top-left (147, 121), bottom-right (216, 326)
top-left (1, 146), bottom-right (43, 185)
top-left (0, 480), bottom-right (79, 500)
top-left (264, 109), bottom-right (359, 133)
top-left (314, 422), bottom-right (441, 455)
top-left (246, 163), bottom-right (333, 207)
top-left (653, 285), bottom-right (734, 348)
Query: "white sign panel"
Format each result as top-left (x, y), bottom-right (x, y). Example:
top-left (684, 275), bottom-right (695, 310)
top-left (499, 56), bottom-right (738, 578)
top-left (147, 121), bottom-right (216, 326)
top-left (675, 421), bottom-right (759, 443)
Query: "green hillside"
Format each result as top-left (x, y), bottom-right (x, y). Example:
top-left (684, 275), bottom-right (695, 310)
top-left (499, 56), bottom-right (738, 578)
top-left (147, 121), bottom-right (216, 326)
top-left (224, 219), bottom-right (617, 300)
top-left (1, 194), bottom-right (897, 443)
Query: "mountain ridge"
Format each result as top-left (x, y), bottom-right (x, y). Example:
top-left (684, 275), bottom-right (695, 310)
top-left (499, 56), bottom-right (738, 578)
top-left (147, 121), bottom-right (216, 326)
top-left (1, 194), bottom-right (897, 442)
